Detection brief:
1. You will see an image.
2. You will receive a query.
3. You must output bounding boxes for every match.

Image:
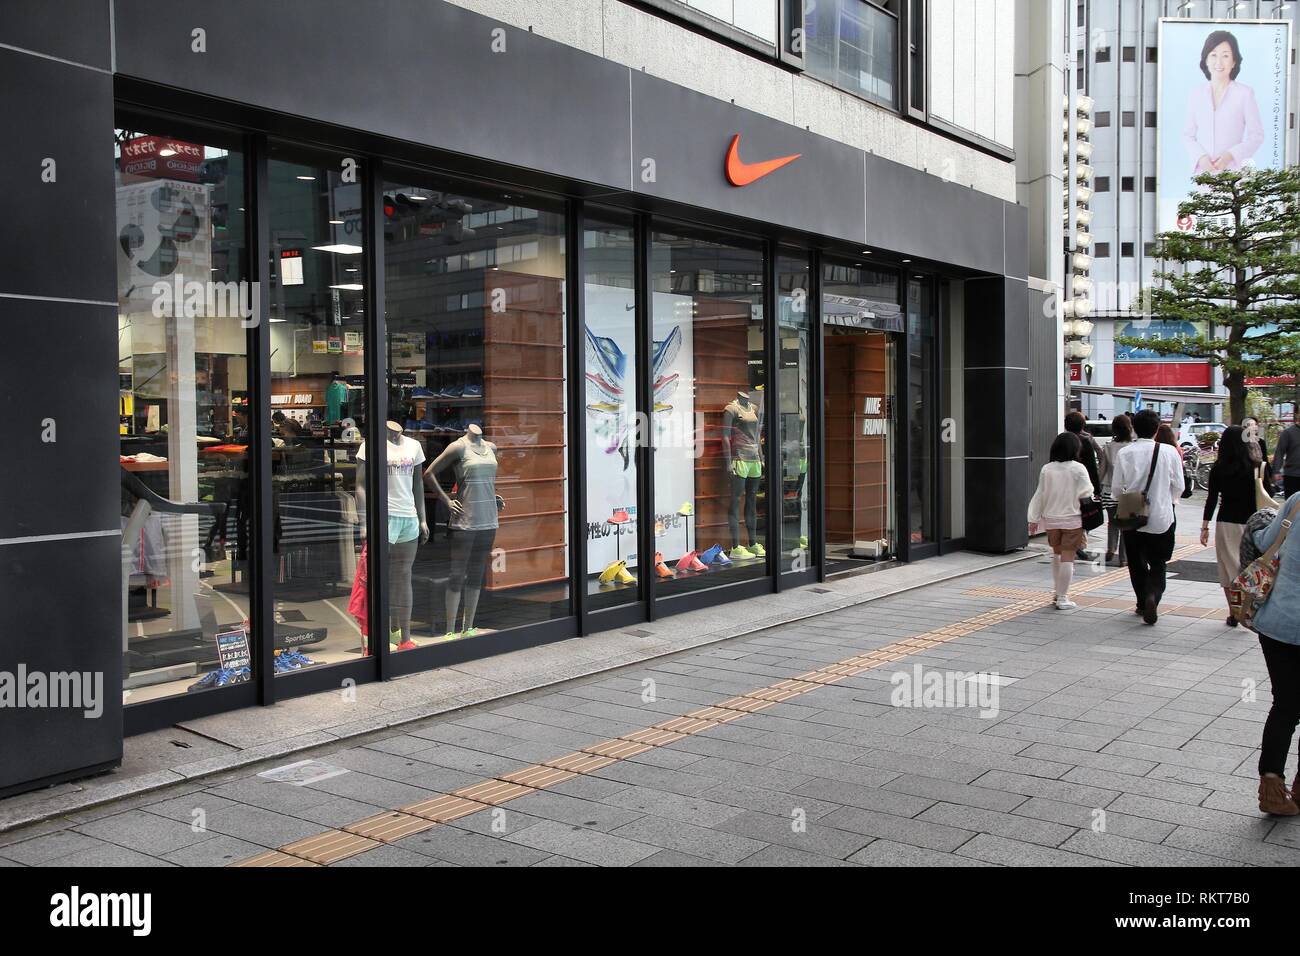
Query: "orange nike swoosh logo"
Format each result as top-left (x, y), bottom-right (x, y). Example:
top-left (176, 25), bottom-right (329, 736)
top-left (724, 134), bottom-right (802, 186)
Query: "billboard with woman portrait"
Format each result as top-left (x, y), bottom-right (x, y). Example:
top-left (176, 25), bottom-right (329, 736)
top-left (1157, 18), bottom-right (1290, 232)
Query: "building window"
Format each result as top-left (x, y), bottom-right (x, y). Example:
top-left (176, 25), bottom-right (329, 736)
top-left (1094, 243), bottom-right (1110, 258)
top-left (1121, 176), bottom-right (1135, 192)
top-left (906, 0), bottom-right (926, 115)
top-left (1144, 111), bottom-right (1157, 127)
top-left (804, 0), bottom-right (898, 107)
top-left (653, 226), bottom-right (769, 586)
top-left (1146, 46), bottom-right (1158, 63)
top-left (1121, 111), bottom-right (1135, 127)
top-left (1077, 1), bottom-right (1084, 27)
top-left (1096, 47), bottom-right (1110, 63)
top-left (1122, 46), bottom-right (1136, 63)
top-left (1144, 176), bottom-right (1156, 192)
top-left (1095, 111), bottom-right (1111, 127)
top-left (1095, 176), bottom-right (1110, 192)
top-left (1144, 242), bottom-right (1159, 257)
top-left (384, 173), bottom-right (570, 639)
top-left (647, 0), bottom-right (780, 46)
top-left (1121, 242), bottom-right (1135, 258)
top-left (1077, 65), bottom-right (1084, 90)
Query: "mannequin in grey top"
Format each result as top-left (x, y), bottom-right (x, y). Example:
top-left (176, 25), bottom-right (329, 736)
top-left (722, 390), bottom-right (765, 558)
top-left (424, 424), bottom-right (503, 637)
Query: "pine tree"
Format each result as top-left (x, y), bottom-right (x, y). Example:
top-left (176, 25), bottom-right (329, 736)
top-left (1117, 167), bottom-right (1300, 423)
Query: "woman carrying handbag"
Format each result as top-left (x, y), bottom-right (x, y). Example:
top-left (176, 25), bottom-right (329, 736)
top-left (1201, 426), bottom-right (1259, 627)
top-left (1028, 432), bottom-right (1097, 610)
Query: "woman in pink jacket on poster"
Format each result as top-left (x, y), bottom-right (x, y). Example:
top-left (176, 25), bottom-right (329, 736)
top-left (1183, 30), bottom-right (1265, 173)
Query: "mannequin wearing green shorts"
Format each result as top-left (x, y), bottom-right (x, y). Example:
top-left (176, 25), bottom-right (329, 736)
top-left (723, 392), bottom-right (764, 557)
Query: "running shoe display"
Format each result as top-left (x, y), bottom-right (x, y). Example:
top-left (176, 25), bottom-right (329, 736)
top-left (750, 542), bottom-right (766, 557)
top-left (730, 545), bottom-right (755, 560)
top-left (654, 552), bottom-right (673, 578)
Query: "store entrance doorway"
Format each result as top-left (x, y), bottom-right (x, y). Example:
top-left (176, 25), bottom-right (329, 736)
top-left (823, 326), bottom-right (897, 569)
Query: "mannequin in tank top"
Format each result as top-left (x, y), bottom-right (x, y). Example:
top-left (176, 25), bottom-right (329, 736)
top-left (722, 390), bottom-right (765, 560)
top-left (424, 424), bottom-right (503, 638)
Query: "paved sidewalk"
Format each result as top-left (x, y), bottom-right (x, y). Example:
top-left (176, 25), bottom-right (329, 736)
top-left (3, 499), bottom-right (1296, 866)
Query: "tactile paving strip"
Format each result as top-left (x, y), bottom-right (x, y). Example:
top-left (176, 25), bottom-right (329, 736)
top-left (279, 830), bottom-right (380, 865)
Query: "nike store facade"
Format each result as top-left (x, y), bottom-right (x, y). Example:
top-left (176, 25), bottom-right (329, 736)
top-left (0, 0), bottom-right (1031, 796)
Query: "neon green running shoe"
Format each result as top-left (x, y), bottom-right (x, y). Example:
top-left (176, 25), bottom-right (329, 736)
top-left (730, 545), bottom-right (755, 560)
top-left (750, 542), bottom-right (766, 557)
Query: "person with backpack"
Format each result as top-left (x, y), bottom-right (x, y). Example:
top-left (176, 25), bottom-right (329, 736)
top-left (1200, 426), bottom-right (1256, 627)
top-left (1065, 411), bottom-right (1102, 561)
top-left (1027, 432), bottom-right (1095, 610)
top-left (1248, 490), bottom-right (1300, 816)
top-left (1112, 409), bottom-right (1185, 624)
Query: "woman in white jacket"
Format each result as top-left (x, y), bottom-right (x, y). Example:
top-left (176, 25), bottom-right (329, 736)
top-left (1028, 432), bottom-right (1096, 609)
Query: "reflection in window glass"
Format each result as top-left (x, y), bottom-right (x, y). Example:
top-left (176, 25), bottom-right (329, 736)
top-left (804, 0), bottom-right (897, 106)
top-left (582, 216), bottom-right (641, 610)
top-left (384, 177), bottom-right (569, 643)
top-left (115, 126), bottom-right (251, 700)
top-left (652, 229), bottom-right (767, 594)
top-left (908, 277), bottom-right (935, 546)
top-left (777, 253), bottom-right (812, 573)
top-left (266, 146), bottom-right (368, 673)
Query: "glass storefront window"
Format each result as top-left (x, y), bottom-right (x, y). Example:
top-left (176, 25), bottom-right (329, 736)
top-left (777, 253), bottom-right (812, 573)
top-left (582, 215), bottom-right (641, 611)
top-left (822, 261), bottom-right (900, 569)
top-left (115, 125), bottom-right (252, 700)
top-left (907, 276), bottom-right (935, 547)
top-left (942, 280), bottom-right (966, 541)
top-left (266, 144), bottom-right (368, 673)
top-left (651, 228), bottom-right (767, 593)
top-left (384, 175), bottom-right (569, 643)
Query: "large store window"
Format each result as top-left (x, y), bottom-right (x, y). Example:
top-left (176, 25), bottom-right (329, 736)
top-left (384, 174), bottom-right (569, 643)
top-left (115, 124), bottom-right (252, 700)
top-left (804, 0), bottom-right (898, 107)
top-left (777, 252), bottom-right (812, 574)
top-left (822, 261), bottom-right (900, 569)
top-left (582, 214), bottom-right (642, 611)
top-left (907, 276), bottom-right (936, 548)
top-left (265, 144), bottom-right (368, 674)
top-left (651, 228), bottom-right (767, 594)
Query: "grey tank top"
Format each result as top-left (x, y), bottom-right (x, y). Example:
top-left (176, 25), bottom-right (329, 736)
top-left (453, 440), bottom-right (499, 531)
top-left (728, 402), bottom-right (761, 461)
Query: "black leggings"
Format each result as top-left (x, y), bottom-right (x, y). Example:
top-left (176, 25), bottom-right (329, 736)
top-left (449, 528), bottom-right (496, 592)
top-left (388, 538), bottom-right (418, 614)
top-left (729, 474), bottom-right (759, 546)
top-left (1258, 633), bottom-right (1300, 778)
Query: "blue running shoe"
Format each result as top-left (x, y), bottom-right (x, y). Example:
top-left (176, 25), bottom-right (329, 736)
top-left (187, 669), bottom-right (222, 692)
top-left (411, 386), bottom-right (435, 398)
top-left (652, 325), bottom-right (682, 376)
top-left (698, 543), bottom-right (724, 566)
top-left (462, 382), bottom-right (483, 398)
top-left (584, 327), bottom-right (627, 382)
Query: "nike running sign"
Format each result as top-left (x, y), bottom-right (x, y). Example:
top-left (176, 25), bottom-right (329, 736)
top-left (724, 134), bottom-right (801, 186)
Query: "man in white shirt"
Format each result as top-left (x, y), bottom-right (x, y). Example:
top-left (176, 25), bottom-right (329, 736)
top-left (1112, 409), bottom-right (1185, 624)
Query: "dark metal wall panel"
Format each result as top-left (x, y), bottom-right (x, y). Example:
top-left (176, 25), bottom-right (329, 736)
top-left (0, 535), bottom-right (123, 794)
top-left (628, 71), bottom-right (867, 244)
top-left (0, 0), bottom-right (112, 69)
top-left (0, 46), bottom-right (116, 302)
top-left (1027, 285), bottom-right (1060, 472)
top-left (112, 0), bottom-right (634, 192)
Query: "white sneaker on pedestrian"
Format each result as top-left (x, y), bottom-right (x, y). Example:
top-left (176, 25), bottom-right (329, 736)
top-left (1055, 597), bottom-right (1078, 610)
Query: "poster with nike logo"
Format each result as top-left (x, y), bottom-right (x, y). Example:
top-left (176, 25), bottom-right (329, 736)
top-left (724, 134), bottom-right (802, 186)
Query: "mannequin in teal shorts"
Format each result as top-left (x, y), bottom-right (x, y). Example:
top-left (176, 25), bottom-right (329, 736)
top-left (723, 391), bottom-right (765, 560)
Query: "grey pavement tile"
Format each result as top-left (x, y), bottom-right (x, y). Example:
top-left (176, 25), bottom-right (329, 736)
top-left (0, 858), bottom-right (24, 866)
top-left (676, 755), bottom-right (818, 793)
top-left (696, 780), bottom-right (841, 820)
top-left (1059, 830), bottom-right (1234, 867)
top-left (954, 833), bottom-right (1110, 867)
top-left (1012, 797), bottom-right (1175, 844)
top-left (1144, 763), bottom-right (1258, 796)
top-left (736, 843), bottom-right (860, 866)
top-left (449, 806), bottom-right (546, 839)
top-left (621, 746), bottom-right (712, 771)
top-left (531, 855), bottom-right (596, 866)
top-left (917, 801), bottom-right (1076, 847)
top-left (504, 790), bottom-right (644, 832)
top-left (771, 753), bottom-right (902, 791)
top-left (37, 844), bottom-right (175, 867)
top-left (73, 809), bottom-right (214, 856)
top-left (1164, 825), bottom-right (1300, 867)
top-left (1263, 820), bottom-right (1300, 850)
top-left (161, 834), bottom-right (265, 867)
top-left (1017, 742), bottom-right (1157, 776)
top-left (711, 727), bottom-right (874, 764)
top-left (405, 743), bottom-right (529, 778)
top-left (977, 721), bottom-right (1117, 752)
top-left (394, 824), bottom-right (553, 867)
top-left (601, 786), bottom-right (747, 828)
top-left (545, 774), bottom-right (633, 802)
top-left (295, 796), bottom-right (389, 829)
top-left (715, 808), bottom-right (872, 860)
top-left (792, 777), bottom-right (934, 818)
top-left (908, 725), bottom-right (1034, 755)
top-left (362, 733), bottom-right (442, 756)
top-left (504, 819), bottom-right (660, 866)
top-left (1101, 740), bottom-right (1243, 775)
top-left (1, 830), bottom-right (108, 866)
top-left (664, 733), bottom-right (791, 767)
top-left (1107, 793), bottom-right (1277, 839)
top-left (847, 749), bottom-right (984, 784)
top-left (882, 774), bottom-right (1028, 812)
top-left (142, 791), bottom-right (241, 825)
top-left (849, 839), bottom-right (990, 866)
top-left (302, 769), bottom-right (444, 809)
top-left (200, 804), bottom-right (327, 849)
top-left (971, 769), bottom-right (1121, 808)
top-left (1058, 767), bottom-right (1211, 806)
top-left (608, 815), bottom-right (768, 864)
top-left (589, 760), bottom-right (722, 797)
top-left (818, 804), bottom-right (976, 852)
top-left (205, 776), bottom-right (343, 815)
top-left (632, 849), bottom-right (731, 867)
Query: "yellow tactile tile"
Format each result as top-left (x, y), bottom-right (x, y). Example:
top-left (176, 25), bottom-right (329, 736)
top-left (344, 811), bottom-right (438, 843)
top-left (713, 695), bottom-right (777, 714)
top-left (453, 779), bottom-right (537, 806)
top-left (652, 714), bottom-right (722, 735)
top-left (498, 764), bottom-right (579, 789)
top-left (540, 751), bottom-right (619, 774)
top-left (231, 850), bottom-right (320, 867)
top-left (619, 727), bottom-right (688, 747)
top-left (401, 794), bottom-right (490, 823)
top-left (581, 738), bottom-right (654, 759)
top-left (279, 829), bottom-right (380, 865)
top-left (789, 670), bottom-right (847, 685)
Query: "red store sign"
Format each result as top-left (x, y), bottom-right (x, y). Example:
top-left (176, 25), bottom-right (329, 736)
top-left (120, 135), bottom-right (204, 182)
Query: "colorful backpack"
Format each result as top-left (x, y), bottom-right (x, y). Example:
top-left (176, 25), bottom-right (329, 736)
top-left (1230, 500), bottom-right (1300, 631)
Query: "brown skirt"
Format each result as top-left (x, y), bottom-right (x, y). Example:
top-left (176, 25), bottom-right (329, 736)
top-left (1215, 521), bottom-right (1245, 589)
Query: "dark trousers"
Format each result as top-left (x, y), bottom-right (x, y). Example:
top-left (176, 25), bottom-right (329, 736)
top-left (1258, 634), bottom-right (1300, 777)
top-left (1285, 476), bottom-right (1300, 500)
top-left (1122, 526), bottom-right (1175, 608)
